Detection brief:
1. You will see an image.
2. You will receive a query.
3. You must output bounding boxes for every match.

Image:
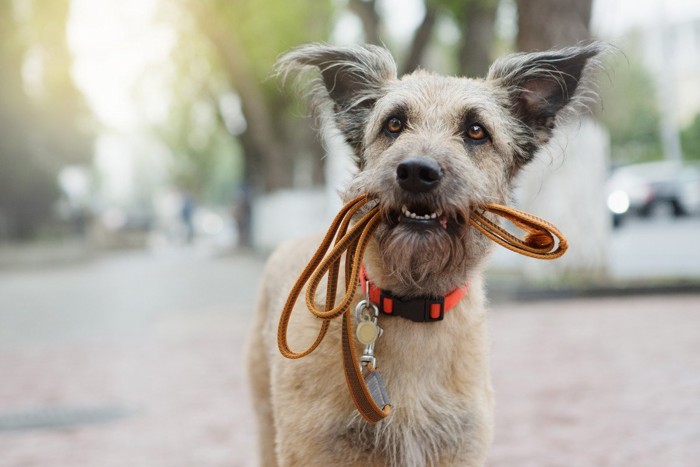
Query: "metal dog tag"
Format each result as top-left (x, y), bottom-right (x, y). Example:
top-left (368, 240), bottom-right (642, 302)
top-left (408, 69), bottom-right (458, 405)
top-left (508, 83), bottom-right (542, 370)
top-left (356, 319), bottom-right (380, 346)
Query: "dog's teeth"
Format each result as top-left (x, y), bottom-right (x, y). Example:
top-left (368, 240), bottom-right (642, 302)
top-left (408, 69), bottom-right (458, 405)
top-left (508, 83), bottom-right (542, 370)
top-left (400, 207), bottom-right (442, 221)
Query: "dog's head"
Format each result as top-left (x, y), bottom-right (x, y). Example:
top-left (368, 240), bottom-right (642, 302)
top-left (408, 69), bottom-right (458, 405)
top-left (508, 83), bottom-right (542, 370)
top-left (277, 43), bottom-right (603, 296)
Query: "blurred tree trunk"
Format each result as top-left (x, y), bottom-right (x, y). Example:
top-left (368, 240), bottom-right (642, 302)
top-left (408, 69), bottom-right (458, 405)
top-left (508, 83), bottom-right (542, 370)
top-left (166, 0), bottom-right (337, 203)
top-left (190, 3), bottom-right (325, 194)
top-left (0, 0), bottom-right (92, 239)
top-left (349, 0), bottom-right (381, 45)
top-left (204, 24), bottom-right (292, 192)
top-left (402, 0), bottom-right (498, 77)
top-left (516, 0), bottom-right (592, 51)
top-left (0, 3), bottom-right (39, 239)
top-left (36, 1), bottom-right (93, 168)
top-left (457, 0), bottom-right (499, 77)
top-left (401, 3), bottom-right (438, 74)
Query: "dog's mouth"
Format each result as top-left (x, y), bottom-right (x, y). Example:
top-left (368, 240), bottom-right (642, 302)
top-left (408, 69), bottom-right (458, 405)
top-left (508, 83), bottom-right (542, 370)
top-left (383, 202), bottom-right (465, 231)
top-left (400, 204), bottom-right (448, 228)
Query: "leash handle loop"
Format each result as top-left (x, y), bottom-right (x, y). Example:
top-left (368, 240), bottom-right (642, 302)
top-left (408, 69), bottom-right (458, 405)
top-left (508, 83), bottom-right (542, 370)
top-left (469, 204), bottom-right (568, 259)
top-left (276, 194), bottom-right (391, 423)
top-left (277, 194), bottom-right (372, 359)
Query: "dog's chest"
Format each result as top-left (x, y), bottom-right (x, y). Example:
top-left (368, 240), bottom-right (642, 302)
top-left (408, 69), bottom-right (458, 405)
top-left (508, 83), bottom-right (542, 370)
top-left (329, 388), bottom-right (479, 466)
top-left (325, 314), bottom-right (490, 465)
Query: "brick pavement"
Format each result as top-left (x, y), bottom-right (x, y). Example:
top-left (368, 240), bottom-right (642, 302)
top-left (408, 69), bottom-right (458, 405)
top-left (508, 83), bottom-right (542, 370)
top-left (1, 253), bottom-right (698, 466)
top-left (0, 311), bottom-right (257, 467)
top-left (488, 294), bottom-right (700, 467)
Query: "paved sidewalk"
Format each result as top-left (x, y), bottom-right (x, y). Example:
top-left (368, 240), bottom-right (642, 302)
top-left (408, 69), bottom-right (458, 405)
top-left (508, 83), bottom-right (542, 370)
top-left (0, 251), bottom-right (698, 466)
top-left (488, 294), bottom-right (700, 467)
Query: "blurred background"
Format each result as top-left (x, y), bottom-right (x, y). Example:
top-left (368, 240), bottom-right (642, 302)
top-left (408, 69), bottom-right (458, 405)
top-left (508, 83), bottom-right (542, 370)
top-left (0, 0), bottom-right (699, 466)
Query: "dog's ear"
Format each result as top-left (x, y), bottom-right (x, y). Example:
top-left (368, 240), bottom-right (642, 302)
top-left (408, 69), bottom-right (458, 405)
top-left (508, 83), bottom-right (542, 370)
top-left (275, 44), bottom-right (397, 161)
top-left (487, 43), bottom-right (603, 153)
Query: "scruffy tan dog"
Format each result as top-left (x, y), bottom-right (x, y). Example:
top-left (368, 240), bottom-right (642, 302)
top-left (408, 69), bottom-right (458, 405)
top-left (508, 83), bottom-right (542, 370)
top-left (247, 43), bottom-right (602, 466)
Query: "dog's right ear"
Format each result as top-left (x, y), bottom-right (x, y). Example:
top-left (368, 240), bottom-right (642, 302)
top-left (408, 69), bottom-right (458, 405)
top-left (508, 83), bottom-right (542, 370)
top-left (275, 44), bottom-right (397, 160)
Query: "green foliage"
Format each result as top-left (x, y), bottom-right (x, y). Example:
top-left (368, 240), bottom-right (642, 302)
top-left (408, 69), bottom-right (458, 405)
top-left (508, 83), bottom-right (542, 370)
top-left (155, 0), bottom-right (333, 197)
top-left (152, 14), bottom-right (241, 203)
top-left (162, 95), bottom-right (243, 203)
top-left (681, 114), bottom-right (700, 161)
top-left (598, 38), bottom-right (663, 164)
top-left (211, 0), bottom-right (332, 81)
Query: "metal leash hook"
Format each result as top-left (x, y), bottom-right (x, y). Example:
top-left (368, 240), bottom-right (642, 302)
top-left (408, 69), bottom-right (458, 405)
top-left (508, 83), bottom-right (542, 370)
top-left (354, 299), bottom-right (381, 370)
top-left (355, 277), bottom-right (382, 371)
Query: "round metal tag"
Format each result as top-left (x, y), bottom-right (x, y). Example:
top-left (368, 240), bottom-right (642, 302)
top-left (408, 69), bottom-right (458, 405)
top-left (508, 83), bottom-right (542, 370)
top-left (356, 320), bottom-right (379, 345)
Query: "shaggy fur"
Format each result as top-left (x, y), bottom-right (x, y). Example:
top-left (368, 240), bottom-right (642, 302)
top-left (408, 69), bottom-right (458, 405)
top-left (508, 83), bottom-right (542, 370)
top-left (247, 43), bottom-right (603, 466)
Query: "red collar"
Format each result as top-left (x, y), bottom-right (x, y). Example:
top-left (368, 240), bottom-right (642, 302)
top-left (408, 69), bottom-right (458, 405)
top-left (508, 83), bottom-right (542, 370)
top-left (359, 266), bottom-right (468, 322)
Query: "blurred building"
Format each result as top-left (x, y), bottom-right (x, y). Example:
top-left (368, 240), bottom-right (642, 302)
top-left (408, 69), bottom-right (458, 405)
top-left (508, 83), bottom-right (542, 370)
top-left (592, 0), bottom-right (700, 162)
top-left (631, 5), bottom-right (700, 162)
top-left (641, 15), bottom-right (700, 127)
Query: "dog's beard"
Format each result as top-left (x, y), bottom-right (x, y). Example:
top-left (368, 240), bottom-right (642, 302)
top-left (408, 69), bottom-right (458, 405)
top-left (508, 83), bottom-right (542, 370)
top-left (375, 219), bottom-right (471, 296)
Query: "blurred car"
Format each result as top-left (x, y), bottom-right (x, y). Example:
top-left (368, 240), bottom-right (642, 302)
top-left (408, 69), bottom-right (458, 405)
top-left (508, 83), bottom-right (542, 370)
top-left (678, 164), bottom-right (700, 216)
top-left (605, 161), bottom-right (689, 227)
top-left (95, 207), bottom-right (154, 248)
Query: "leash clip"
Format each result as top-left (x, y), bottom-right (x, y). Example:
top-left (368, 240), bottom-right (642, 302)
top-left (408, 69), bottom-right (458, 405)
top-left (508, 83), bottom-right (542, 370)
top-left (354, 300), bottom-right (382, 371)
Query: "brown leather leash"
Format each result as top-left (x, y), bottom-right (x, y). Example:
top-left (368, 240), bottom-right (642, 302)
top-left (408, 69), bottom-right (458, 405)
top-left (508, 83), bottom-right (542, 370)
top-left (277, 194), bottom-right (389, 423)
top-left (277, 194), bottom-right (568, 423)
top-left (468, 204), bottom-right (568, 259)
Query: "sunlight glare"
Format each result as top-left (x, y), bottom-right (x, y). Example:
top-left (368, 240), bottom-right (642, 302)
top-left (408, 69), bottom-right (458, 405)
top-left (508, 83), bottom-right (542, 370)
top-left (67, 0), bottom-right (175, 130)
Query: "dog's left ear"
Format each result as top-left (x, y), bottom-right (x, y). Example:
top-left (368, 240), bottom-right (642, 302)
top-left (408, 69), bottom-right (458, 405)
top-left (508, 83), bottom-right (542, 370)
top-left (487, 43), bottom-right (603, 149)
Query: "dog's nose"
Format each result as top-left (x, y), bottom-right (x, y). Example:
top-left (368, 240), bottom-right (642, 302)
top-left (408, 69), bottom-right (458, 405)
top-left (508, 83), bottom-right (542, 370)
top-left (396, 157), bottom-right (443, 193)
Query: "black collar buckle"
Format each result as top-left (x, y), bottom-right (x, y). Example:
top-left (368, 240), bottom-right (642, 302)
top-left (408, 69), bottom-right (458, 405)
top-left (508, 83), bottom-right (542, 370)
top-left (378, 290), bottom-right (445, 322)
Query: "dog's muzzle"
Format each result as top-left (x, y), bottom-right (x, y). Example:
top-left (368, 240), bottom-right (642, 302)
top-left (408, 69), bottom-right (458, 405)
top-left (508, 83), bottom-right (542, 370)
top-left (396, 157), bottom-right (442, 193)
top-left (393, 157), bottom-right (450, 228)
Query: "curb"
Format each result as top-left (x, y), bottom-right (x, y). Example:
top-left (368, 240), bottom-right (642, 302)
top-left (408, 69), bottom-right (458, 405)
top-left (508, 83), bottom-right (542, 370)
top-left (489, 281), bottom-right (700, 303)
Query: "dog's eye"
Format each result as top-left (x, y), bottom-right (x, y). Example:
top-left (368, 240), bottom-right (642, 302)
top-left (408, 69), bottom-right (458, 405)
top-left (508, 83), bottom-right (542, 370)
top-left (465, 124), bottom-right (488, 141)
top-left (385, 117), bottom-right (403, 135)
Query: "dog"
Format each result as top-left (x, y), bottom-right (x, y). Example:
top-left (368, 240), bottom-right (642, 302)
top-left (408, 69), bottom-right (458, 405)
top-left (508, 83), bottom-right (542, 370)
top-left (246, 42), bottom-right (603, 466)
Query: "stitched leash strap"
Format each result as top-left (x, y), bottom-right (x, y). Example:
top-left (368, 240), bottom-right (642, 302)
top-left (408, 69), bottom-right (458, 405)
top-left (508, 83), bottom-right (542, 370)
top-left (469, 204), bottom-right (567, 259)
top-left (277, 195), bottom-right (568, 423)
top-left (277, 194), bottom-right (391, 423)
top-left (278, 194), bottom-right (377, 358)
top-left (341, 302), bottom-right (392, 423)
